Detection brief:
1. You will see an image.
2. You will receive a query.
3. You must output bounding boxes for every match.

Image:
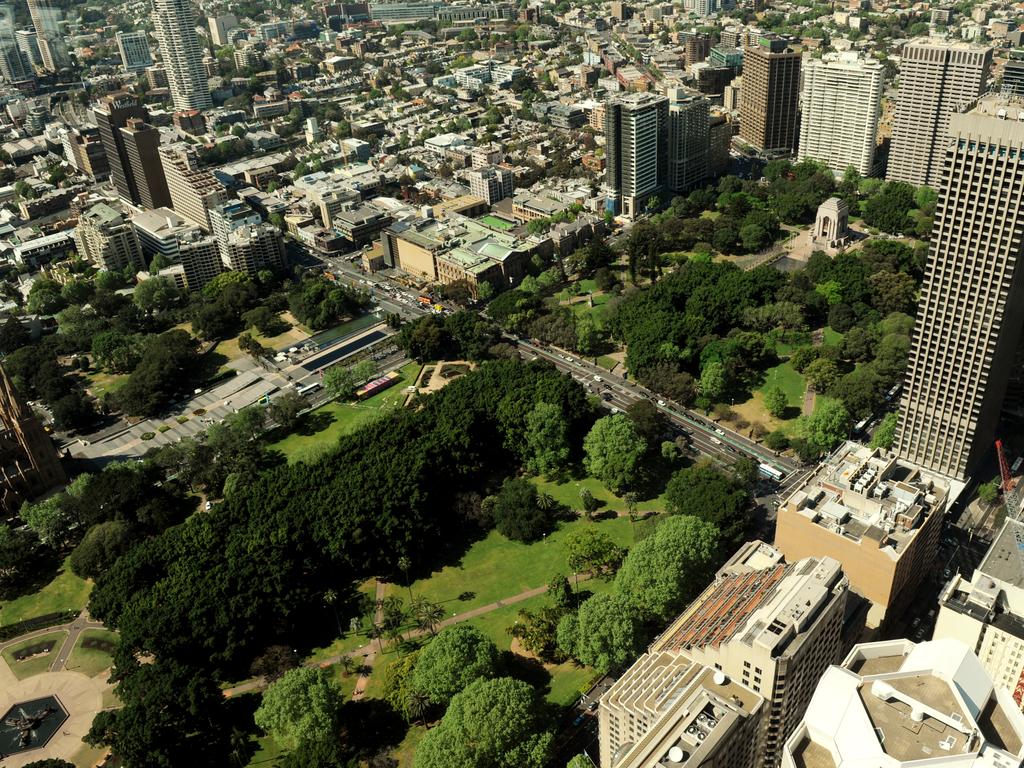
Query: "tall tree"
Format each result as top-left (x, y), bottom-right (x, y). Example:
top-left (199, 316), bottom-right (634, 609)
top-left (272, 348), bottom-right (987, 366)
top-left (410, 624), bottom-right (499, 706)
top-left (583, 414), bottom-right (647, 493)
top-left (253, 667), bottom-right (344, 750)
top-left (414, 678), bottom-right (553, 768)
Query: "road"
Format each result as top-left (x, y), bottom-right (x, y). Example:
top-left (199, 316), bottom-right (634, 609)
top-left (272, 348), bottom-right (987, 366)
top-left (514, 339), bottom-right (813, 499)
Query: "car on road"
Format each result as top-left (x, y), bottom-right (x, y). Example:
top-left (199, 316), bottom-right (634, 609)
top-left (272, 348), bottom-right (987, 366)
top-left (715, 428), bottom-right (726, 436)
top-left (573, 714), bottom-right (585, 727)
top-left (657, 399), bottom-right (666, 406)
top-left (593, 375), bottom-right (603, 382)
top-left (588, 701), bottom-right (598, 711)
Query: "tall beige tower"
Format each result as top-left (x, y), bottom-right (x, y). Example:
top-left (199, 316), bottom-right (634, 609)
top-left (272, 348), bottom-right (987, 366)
top-left (152, 0), bottom-right (212, 111)
top-left (26, 0), bottom-right (67, 70)
top-left (159, 145), bottom-right (225, 232)
top-left (896, 96), bottom-right (1024, 479)
top-left (798, 52), bottom-right (883, 177)
top-left (886, 38), bottom-right (991, 188)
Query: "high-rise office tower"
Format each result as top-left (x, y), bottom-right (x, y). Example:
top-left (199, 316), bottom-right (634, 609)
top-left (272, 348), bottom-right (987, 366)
top-left (116, 30), bottom-right (153, 73)
top-left (94, 93), bottom-right (148, 206)
top-left (63, 127), bottom-right (110, 180)
top-left (605, 92), bottom-right (669, 219)
top-left (15, 29), bottom-right (40, 69)
top-left (208, 14), bottom-right (239, 46)
top-left (895, 96), bottom-right (1024, 480)
top-left (798, 52), bottom-right (884, 177)
top-left (74, 203), bottom-right (145, 272)
top-left (120, 118), bottom-right (171, 210)
top-left (160, 145), bottom-right (224, 231)
top-left (667, 87), bottom-right (709, 193)
top-left (152, 0), bottom-right (212, 111)
top-left (26, 0), bottom-right (66, 71)
top-left (0, 6), bottom-right (32, 86)
top-left (887, 38), bottom-right (991, 188)
top-left (739, 37), bottom-right (801, 155)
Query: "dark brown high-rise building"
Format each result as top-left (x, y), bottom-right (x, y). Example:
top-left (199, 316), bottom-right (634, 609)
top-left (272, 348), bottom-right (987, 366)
top-left (739, 37), bottom-right (801, 155)
top-left (0, 365), bottom-right (64, 514)
top-left (120, 118), bottom-right (171, 209)
top-left (93, 92), bottom-right (148, 206)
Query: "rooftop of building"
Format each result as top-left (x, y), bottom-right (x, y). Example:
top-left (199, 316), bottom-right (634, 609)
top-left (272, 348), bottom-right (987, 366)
top-left (132, 207), bottom-right (201, 238)
top-left (785, 639), bottom-right (1024, 768)
top-left (603, 651), bottom-right (763, 768)
top-left (654, 551), bottom-right (845, 658)
top-left (389, 211), bottom-right (530, 262)
top-left (781, 442), bottom-right (948, 556)
top-left (80, 202), bottom-right (125, 228)
top-left (978, 518), bottom-right (1024, 589)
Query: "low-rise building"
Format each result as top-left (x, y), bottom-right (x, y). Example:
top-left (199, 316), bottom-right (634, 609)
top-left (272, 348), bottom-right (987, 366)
top-left (775, 441), bottom-right (949, 628)
top-left (782, 638), bottom-right (1024, 768)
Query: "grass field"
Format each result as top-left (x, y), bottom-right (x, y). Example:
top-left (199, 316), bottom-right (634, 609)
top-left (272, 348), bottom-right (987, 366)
top-left (567, 293), bottom-right (611, 329)
top-left (67, 629), bottom-right (118, 678)
top-left (384, 516), bottom-right (633, 616)
top-left (480, 214), bottom-right (514, 231)
top-left (822, 326), bottom-right (844, 347)
top-left (82, 369), bottom-right (127, 398)
top-left (246, 735), bottom-right (285, 767)
top-left (0, 556), bottom-right (90, 626)
top-left (215, 317), bottom-right (310, 361)
top-left (2, 630), bottom-right (67, 679)
top-left (596, 355), bottom-right (618, 371)
top-left (269, 362), bottom-right (421, 463)
top-left (759, 362), bottom-right (806, 406)
top-left (533, 475), bottom-right (667, 513)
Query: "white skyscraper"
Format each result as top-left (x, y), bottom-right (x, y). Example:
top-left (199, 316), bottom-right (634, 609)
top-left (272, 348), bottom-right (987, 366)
top-left (116, 30), bottom-right (153, 73)
top-left (152, 0), bottom-right (212, 111)
top-left (798, 52), bottom-right (884, 177)
top-left (0, 5), bottom-right (32, 85)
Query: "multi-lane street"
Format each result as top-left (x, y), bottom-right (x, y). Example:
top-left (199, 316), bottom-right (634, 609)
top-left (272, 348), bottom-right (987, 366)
top-left (515, 338), bottom-right (813, 499)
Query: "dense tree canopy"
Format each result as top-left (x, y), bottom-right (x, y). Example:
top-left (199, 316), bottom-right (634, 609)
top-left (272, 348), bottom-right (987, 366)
top-left (410, 624), bottom-right (500, 706)
top-left (254, 667), bottom-right (344, 750)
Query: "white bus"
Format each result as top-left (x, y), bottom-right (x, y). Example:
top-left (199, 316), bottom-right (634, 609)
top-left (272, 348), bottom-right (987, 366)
top-left (295, 382), bottom-right (321, 397)
top-left (758, 463), bottom-right (785, 483)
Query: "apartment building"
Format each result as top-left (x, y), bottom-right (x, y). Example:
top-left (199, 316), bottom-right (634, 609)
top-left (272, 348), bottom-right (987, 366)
top-left (935, 518), bottom-right (1024, 709)
top-left (74, 203), bottom-right (145, 272)
top-left (782, 638), bottom-right (1024, 768)
top-left (467, 166), bottom-right (513, 205)
top-left (798, 52), bottom-right (883, 176)
top-left (775, 442), bottom-right (948, 627)
top-left (605, 92), bottom-right (669, 219)
top-left (601, 543), bottom-right (848, 768)
top-left (116, 30), bottom-right (152, 73)
top-left (887, 39), bottom-right (991, 187)
top-left (152, 0), bottom-right (213, 110)
top-left (895, 96), bottom-right (1024, 480)
top-left (667, 87), bottom-right (710, 194)
top-left (221, 223), bottom-right (286, 275)
top-left (160, 145), bottom-right (226, 231)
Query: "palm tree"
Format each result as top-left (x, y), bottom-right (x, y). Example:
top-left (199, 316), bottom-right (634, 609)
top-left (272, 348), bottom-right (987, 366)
top-left (398, 554), bottom-right (414, 602)
top-left (339, 654), bottom-right (357, 678)
top-left (537, 491), bottom-right (555, 511)
top-left (368, 623), bottom-right (384, 654)
top-left (414, 600), bottom-right (445, 636)
top-left (323, 588), bottom-right (342, 635)
top-left (407, 689), bottom-right (430, 726)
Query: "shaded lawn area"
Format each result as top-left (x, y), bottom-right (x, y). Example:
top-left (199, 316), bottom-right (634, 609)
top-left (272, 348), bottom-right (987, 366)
top-left (67, 629), bottom-right (119, 678)
top-left (532, 475), bottom-right (667, 513)
top-left (0, 556), bottom-right (91, 625)
top-left (2, 630), bottom-right (67, 680)
top-left (246, 734), bottom-right (285, 768)
top-left (81, 369), bottom-right (127, 398)
top-left (307, 580), bottom-right (379, 664)
top-left (268, 362), bottom-right (421, 463)
top-left (384, 516), bottom-right (633, 616)
top-left (392, 726), bottom-right (428, 768)
top-left (567, 294), bottom-right (611, 329)
top-left (556, 279), bottom-right (599, 302)
top-left (822, 326), bottom-right (844, 347)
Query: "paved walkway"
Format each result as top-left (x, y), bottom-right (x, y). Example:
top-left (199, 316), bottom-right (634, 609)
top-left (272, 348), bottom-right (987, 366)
top-left (223, 576), bottom-right (595, 700)
top-left (801, 328), bottom-right (825, 416)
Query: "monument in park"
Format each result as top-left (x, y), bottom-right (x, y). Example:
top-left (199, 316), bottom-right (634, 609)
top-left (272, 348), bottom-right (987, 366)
top-left (0, 696), bottom-right (68, 756)
top-left (812, 196), bottom-right (850, 251)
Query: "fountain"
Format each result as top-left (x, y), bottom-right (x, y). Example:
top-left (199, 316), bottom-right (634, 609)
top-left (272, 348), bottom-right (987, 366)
top-left (0, 696), bottom-right (68, 756)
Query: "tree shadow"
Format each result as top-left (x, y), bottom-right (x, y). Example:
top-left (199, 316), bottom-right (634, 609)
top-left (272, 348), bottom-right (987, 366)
top-left (501, 649), bottom-right (552, 691)
top-left (781, 405), bottom-right (802, 420)
top-left (293, 410), bottom-right (336, 436)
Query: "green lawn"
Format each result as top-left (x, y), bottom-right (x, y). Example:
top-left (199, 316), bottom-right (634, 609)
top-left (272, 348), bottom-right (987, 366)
top-left (0, 556), bottom-right (90, 626)
top-left (81, 369), bottom-right (127, 398)
top-left (246, 734), bottom-right (286, 767)
top-left (758, 362), bottom-right (805, 407)
top-left (822, 326), bottom-right (844, 347)
top-left (393, 726), bottom-right (428, 768)
top-left (532, 475), bottom-right (666, 513)
top-left (384, 516), bottom-right (633, 616)
top-left (269, 363), bottom-right (421, 463)
top-left (556, 279), bottom-right (599, 302)
top-left (568, 294), bottom-right (611, 329)
top-left (2, 630), bottom-right (66, 679)
top-left (66, 629), bottom-right (118, 678)
top-left (596, 355), bottom-right (618, 371)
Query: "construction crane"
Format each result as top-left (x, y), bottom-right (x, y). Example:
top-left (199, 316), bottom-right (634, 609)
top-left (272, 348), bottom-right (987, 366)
top-left (996, 439), bottom-right (1024, 518)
